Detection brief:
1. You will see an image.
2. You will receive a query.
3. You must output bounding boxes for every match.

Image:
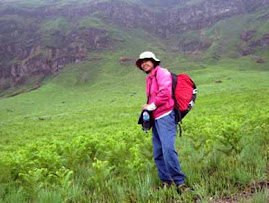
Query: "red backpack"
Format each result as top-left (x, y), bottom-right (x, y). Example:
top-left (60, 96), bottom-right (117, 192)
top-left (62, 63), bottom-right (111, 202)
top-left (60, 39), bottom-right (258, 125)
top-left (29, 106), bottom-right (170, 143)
top-left (154, 71), bottom-right (197, 136)
top-left (171, 73), bottom-right (197, 136)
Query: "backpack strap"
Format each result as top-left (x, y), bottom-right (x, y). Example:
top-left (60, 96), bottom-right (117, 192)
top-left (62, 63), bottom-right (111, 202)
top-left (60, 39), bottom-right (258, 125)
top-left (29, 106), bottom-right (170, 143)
top-left (164, 72), bottom-right (183, 136)
top-left (147, 82), bottom-right (151, 104)
top-left (171, 72), bottom-right (183, 125)
top-left (153, 70), bottom-right (183, 137)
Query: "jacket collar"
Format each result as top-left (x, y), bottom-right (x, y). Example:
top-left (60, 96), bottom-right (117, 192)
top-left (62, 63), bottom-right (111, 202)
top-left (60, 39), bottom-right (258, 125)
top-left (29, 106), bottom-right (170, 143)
top-left (147, 66), bottom-right (160, 79)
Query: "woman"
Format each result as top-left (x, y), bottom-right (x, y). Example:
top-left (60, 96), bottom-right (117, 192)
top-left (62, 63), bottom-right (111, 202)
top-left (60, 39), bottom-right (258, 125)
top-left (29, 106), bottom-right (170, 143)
top-left (136, 51), bottom-right (189, 192)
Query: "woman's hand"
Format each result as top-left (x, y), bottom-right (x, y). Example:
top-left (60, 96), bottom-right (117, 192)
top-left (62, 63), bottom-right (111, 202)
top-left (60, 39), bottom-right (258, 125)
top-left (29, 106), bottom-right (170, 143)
top-left (142, 104), bottom-right (149, 110)
top-left (142, 103), bottom-right (157, 111)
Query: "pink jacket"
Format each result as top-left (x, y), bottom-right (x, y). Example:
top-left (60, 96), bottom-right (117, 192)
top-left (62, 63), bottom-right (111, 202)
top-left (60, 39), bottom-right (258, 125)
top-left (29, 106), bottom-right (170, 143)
top-left (146, 66), bottom-right (174, 119)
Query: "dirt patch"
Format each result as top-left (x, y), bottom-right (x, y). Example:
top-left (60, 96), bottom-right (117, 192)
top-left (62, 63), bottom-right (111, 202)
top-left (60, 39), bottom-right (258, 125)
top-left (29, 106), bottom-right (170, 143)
top-left (210, 181), bottom-right (268, 203)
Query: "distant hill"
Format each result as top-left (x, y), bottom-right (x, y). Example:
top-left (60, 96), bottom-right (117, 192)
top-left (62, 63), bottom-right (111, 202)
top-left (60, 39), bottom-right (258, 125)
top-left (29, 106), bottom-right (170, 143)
top-left (0, 0), bottom-right (269, 96)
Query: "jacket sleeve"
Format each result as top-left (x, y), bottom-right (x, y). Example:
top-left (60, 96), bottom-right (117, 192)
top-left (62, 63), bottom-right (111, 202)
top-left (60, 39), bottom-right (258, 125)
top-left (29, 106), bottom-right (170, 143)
top-left (152, 69), bottom-right (172, 107)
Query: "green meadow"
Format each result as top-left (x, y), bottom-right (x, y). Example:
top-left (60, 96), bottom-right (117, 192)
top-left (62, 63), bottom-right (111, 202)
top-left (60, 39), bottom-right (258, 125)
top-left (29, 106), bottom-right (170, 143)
top-left (1, 54), bottom-right (268, 202)
top-left (1, 4), bottom-right (269, 202)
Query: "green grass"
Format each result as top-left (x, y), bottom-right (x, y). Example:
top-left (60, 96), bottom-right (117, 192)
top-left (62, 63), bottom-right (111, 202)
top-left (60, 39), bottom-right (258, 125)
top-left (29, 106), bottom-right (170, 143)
top-left (79, 16), bottom-right (107, 29)
top-left (0, 46), bottom-right (268, 201)
top-left (246, 189), bottom-right (269, 203)
top-left (40, 18), bottom-right (73, 35)
top-left (0, 1), bottom-right (269, 202)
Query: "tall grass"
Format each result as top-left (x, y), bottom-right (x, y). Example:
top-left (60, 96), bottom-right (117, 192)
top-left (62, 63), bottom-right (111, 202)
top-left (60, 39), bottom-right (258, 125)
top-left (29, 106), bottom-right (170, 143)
top-left (0, 58), bottom-right (268, 201)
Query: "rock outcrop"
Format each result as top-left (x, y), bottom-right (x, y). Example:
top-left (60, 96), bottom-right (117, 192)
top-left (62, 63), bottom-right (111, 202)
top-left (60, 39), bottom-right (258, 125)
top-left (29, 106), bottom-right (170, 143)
top-left (0, 25), bottom-right (114, 90)
top-left (238, 32), bottom-right (269, 56)
top-left (1, 0), bottom-right (269, 94)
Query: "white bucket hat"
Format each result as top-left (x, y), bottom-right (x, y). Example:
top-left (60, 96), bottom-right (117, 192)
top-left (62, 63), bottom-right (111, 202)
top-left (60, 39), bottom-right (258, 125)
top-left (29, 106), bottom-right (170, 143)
top-left (135, 51), bottom-right (161, 69)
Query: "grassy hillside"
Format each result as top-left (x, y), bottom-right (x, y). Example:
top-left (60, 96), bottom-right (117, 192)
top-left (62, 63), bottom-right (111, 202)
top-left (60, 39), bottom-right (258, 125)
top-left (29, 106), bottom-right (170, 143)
top-left (0, 1), bottom-right (269, 202)
top-left (0, 25), bottom-right (269, 201)
top-left (1, 0), bottom-right (269, 97)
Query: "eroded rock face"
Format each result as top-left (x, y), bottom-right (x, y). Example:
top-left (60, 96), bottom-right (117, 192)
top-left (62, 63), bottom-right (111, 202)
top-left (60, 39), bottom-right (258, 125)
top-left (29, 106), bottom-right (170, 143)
top-left (237, 44), bottom-right (254, 56)
top-left (238, 33), bottom-right (269, 56)
top-left (1, 0), bottom-right (269, 94)
top-left (87, 0), bottom-right (269, 37)
top-left (240, 30), bottom-right (256, 41)
top-left (251, 33), bottom-right (269, 47)
top-left (250, 55), bottom-right (265, 63)
top-left (0, 26), bottom-right (114, 90)
top-left (119, 57), bottom-right (134, 64)
top-left (256, 57), bottom-right (265, 63)
top-left (179, 39), bottom-right (212, 53)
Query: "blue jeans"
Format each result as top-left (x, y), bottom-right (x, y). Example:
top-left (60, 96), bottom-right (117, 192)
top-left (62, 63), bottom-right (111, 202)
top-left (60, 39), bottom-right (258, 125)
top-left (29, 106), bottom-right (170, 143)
top-left (152, 110), bottom-right (185, 185)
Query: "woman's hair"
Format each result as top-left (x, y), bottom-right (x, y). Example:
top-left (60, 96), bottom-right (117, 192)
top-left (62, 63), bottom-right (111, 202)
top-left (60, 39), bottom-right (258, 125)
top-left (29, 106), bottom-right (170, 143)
top-left (145, 58), bottom-right (160, 68)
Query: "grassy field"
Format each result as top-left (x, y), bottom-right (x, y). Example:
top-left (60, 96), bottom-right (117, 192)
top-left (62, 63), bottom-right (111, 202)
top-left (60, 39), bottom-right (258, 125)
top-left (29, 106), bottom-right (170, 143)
top-left (0, 46), bottom-right (268, 202)
top-left (1, 2), bottom-right (269, 201)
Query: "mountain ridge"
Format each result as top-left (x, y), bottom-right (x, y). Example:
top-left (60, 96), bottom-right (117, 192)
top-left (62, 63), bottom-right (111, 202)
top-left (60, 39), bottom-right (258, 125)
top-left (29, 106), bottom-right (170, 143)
top-left (1, 0), bottom-right (269, 96)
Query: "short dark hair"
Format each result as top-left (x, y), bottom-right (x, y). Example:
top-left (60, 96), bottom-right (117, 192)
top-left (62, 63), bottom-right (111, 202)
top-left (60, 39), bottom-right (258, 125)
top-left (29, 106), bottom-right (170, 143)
top-left (142, 58), bottom-right (160, 68)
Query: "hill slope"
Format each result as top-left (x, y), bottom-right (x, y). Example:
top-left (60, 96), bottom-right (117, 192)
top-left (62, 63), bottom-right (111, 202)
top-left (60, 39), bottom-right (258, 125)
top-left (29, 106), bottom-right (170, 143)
top-left (0, 1), bottom-right (269, 202)
top-left (0, 0), bottom-right (269, 96)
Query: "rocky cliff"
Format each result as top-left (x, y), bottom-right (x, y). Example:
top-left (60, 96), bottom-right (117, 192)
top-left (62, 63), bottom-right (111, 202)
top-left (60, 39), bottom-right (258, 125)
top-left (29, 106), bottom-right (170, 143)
top-left (0, 26), bottom-right (113, 89)
top-left (1, 0), bottom-right (269, 95)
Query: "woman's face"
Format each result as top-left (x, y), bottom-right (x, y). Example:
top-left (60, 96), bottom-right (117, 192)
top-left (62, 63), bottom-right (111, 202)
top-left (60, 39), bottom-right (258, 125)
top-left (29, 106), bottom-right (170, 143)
top-left (141, 60), bottom-right (154, 73)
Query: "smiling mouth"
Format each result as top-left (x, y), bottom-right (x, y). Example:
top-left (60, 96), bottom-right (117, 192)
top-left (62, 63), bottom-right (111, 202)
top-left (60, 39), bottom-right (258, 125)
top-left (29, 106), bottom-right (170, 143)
top-left (142, 67), bottom-right (148, 70)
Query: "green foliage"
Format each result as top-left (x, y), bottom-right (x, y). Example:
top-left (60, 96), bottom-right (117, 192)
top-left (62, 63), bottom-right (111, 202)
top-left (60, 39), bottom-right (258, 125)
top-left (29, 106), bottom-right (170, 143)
top-left (79, 16), bottom-right (106, 29)
top-left (0, 1), bottom-right (269, 202)
top-left (40, 18), bottom-right (72, 35)
top-left (0, 60), bottom-right (268, 201)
